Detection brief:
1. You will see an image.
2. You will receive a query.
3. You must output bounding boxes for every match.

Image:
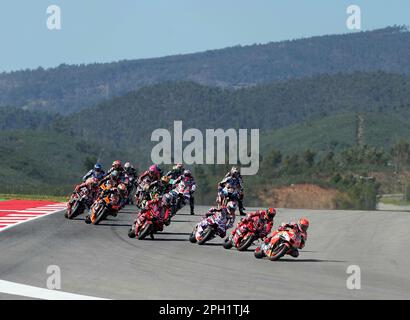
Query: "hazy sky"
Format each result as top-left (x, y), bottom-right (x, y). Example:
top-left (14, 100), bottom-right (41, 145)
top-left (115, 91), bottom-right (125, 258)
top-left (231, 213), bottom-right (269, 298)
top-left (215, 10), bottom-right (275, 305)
top-left (1, 0), bottom-right (409, 72)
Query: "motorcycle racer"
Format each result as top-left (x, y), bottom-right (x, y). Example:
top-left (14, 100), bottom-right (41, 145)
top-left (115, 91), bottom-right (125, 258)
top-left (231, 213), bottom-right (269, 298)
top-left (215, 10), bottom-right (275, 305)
top-left (217, 183), bottom-right (239, 209)
top-left (124, 161), bottom-right (138, 180)
top-left (137, 164), bottom-right (162, 185)
top-left (203, 201), bottom-right (237, 238)
top-left (230, 207), bottom-right (276, 246)
top-left (84, 183), bottom-right (128, 223)
top-left (104, 160), bottom-right (125, 178)
top-left (135, 164), bottom-right (163, 207)
top-left (67, 177), bottom-right (99, 217)
top-left (165, 163), bottom-right (184, 180)
top-left (82, 163), bottom-right (105, 182)
top-left (218, 167), bottom-right (245, 215)
top-left (123, 161), bottom-right (138, 203)
top-left (264, 217), bottom-right (309, 258)
top-left (98, 169), bottom-right (122, 188)
top-left (173, 169), bottom-right (196, 215)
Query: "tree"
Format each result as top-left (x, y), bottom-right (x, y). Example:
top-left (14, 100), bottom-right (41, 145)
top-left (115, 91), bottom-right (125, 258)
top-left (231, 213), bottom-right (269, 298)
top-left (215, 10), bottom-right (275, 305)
top-left (303, 149), bottom-right (316, 167)
top-left (264, 149), bottom-right (282, 167)
top-left (390, 140), bottom-right (410, 171)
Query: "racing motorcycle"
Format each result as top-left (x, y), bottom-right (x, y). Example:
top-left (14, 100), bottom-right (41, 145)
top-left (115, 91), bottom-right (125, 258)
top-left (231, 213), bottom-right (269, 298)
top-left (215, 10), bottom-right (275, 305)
top-left (223, 219), bottom-right (260, 251)
top-left (123, 173), bottom-right (137, 204)
top-left (134, 178), bottom-right (159, 208)
top-left (163, 180), bottom-right (191, 225)
top-left (128, 198), bottom-right (164, 240)
top-left (87, 186), bottom-right (120, 225)
top-left (65, 186), bottom-right (92, 219)
top-left (189, 204), bottom-right (235, 245)
top-left (254, 227), bottom-right (302, 261)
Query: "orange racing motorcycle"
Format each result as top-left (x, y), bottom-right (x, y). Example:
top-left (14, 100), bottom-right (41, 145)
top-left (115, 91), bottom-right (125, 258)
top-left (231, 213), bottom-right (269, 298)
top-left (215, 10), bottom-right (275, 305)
top-left (254, 227), bottom-right (303, 261)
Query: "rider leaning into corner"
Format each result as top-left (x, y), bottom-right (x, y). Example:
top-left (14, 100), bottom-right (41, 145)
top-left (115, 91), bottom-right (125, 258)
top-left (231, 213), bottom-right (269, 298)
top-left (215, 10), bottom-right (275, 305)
top-left (166, 163), bottom-right (196, 215)
top-left (203, 201), bottom-right (237, 238)
top-left (82, 163), bottom-right (105, 182)
top-left (232, 207), bottom-right (276, 245)
top-left (172, 168), bottom-right (196, 215)
top-left (85, 182), bottom-right (128, 223)
top-left (66, 177), bottom-right (99, 218)
top-left (138, 164), bottom-right (162, 186)
top-left (218, 166), bottom-right (245, 215)
top-left (265, 218), bottom-right (309, 258)
top-left (124, 161), bottom-right (138, 180)
top-left (165, 163), bottom-right (184, 180)
top-left (105, 160), bottom-right (125, 177)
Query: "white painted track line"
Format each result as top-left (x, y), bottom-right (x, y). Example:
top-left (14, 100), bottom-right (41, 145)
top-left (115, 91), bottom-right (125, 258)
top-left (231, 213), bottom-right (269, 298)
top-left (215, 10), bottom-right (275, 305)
top-left (0, 280), bottom-right (108, 300)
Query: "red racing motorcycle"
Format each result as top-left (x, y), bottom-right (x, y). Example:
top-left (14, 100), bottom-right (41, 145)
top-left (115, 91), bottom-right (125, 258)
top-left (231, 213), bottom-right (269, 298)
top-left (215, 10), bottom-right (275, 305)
top-left (223, 219), bottom-right (260, 251)
top-left (66, 186), bottom-right (92, 219)
top-left (128, 199), bottom-right (164, 240)
top-left (254, 227), bottom-right (302, 261)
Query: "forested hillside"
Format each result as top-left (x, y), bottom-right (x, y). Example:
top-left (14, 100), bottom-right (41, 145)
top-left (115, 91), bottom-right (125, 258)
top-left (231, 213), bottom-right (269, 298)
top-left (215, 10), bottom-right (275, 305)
top-left (1, 26), bottom-right (410, 114)
top-left (0, 107), bottom-right (58, 131)
top-left (60, 72), bottom-right (410, 164)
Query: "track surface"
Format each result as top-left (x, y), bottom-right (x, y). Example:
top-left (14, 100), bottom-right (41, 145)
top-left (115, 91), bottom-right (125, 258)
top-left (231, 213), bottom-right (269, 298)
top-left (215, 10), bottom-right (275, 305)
top-left (1, 204), bottom-right (409, 299)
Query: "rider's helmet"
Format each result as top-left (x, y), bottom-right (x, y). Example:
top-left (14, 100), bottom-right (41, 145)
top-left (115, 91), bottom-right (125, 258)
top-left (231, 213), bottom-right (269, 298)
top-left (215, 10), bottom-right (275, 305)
top-left (183, 169), bottom-right (192, 177)
top-left (298, 218), bottom-right (309, 232)
top-left (94, 163), bottom-right (102, 172)
top-left (117, 183), bottom-right (127, 196)
top-left (86, 177), bottom-right (98, 187)
top-left (124, 162), bottom-right (132, 172)
top-left (264, 207), bottom-right (277, 221)
top-left (149, 164), bottom-right (161, 179)
top-left (230, 167), bottom-right (239, 178)
top-left (173, 163), bottom-right (183, 171)
top-left (161, 175), bottom-right (170, 184)
top-left (110, 170), bottom-right (119, 179)
top-left (112, 160), bottom-right (122, 169)
top-left (227, 201), bottom-right (237, 213)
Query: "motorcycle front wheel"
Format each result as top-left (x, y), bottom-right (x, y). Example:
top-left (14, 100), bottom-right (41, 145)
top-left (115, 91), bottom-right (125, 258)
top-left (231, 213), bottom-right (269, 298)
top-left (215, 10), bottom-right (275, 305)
top-left (254, 247), bottom-right (265, 259)
top-left (189, 229), bottom-right (197, 243)
top-left (268, 242), bottom-right (289, 261)
top-left (223, 237), bottom-right (233, 249)
top-left (138, 223), bottom-right (153, 240)
top-left (237, 235), bottom-right (255, 251)
top-left (128, 226), bottom-right (136, 238)
top-left (67, 201), bottom-right (83, 220)
top-left (92, 206), bottom-right (108, 225)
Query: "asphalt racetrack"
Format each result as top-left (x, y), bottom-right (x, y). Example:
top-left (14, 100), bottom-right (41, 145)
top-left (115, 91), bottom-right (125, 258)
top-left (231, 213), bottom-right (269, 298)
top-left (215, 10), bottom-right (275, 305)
top-left (1, 204), bottom-right (409, 299)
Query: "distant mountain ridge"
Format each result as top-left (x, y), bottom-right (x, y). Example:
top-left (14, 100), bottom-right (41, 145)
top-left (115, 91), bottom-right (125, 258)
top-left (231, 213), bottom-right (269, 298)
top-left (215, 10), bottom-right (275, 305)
top-left (0, 26), bottom-right (410, 114)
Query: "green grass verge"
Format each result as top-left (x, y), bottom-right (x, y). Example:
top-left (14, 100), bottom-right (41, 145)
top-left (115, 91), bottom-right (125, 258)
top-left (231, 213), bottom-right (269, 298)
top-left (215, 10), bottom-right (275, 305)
top-left (0, 194), bottom-right (67, 202)
top-left (379, 197), bottom-right (410, 206)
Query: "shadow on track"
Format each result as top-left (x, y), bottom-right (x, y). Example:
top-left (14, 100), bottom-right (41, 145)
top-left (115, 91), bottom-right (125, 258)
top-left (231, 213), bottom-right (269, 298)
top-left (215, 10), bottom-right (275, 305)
top-left (139, 237), bottom-right (188, 242)
top-left (98, 223), bottom-right (131, 227)
top-left (200, 243), bottom-right (223, 247)
top-left (277, 258), bottom-right (346, 263)
top-left (159, 232), bottom-right (191, 236)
